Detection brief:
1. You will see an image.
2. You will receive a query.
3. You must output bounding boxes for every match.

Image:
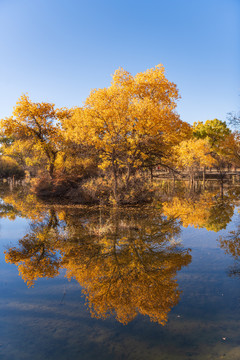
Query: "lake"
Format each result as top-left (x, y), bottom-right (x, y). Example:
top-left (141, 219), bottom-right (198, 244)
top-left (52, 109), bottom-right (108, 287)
top-left (0, 182), bottom-right (240, 359)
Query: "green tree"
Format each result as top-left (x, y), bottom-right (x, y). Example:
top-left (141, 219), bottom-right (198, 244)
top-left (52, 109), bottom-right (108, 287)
top-left (193, 118), bottom-right (230, 152)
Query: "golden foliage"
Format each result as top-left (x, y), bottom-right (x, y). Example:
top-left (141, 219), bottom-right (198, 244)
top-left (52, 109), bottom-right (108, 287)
top-left (219, 230), bottom-right (240, 259)
top-left (0, 155), bottom-right (24, 178)
top-left (1, 191), bottom-right (46, 222)
top-left (162, 190), bottom-right (235, 231)
top-left (174, 138), bottom-right (216, 170)
top-left (64, 65), bottom-right (191, 200)
top-left (0, 95), bottom-right (71, 178)
top-left (4, 201), bottom-right (191, 325)
top-left (5, 210), bottom-right (60, 287)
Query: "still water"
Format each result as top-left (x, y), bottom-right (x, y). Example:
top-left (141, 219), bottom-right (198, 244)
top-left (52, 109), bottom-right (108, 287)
top-left (0, 183), bottom-right (240, 359)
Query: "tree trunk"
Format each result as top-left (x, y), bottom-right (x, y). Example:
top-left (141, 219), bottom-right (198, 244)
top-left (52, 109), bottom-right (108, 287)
top-left (49, 162), bottom-right (55, 179)
top-left (203, 166), bottom-right (206, 189)
top-left (220, 182), bottom-right (224, 199)
top-left (126, 165), bottom-right (131, 189)
top-left (112, 155), bottom-right (119, 204)
top-left (150, 167), bottom-right (153, 182)
top-left (48, 151), bottom-right (57, 179)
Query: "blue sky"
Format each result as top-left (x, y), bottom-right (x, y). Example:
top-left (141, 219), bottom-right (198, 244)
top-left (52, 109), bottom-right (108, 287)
top-left (0, 0), bottom-right (239, 125)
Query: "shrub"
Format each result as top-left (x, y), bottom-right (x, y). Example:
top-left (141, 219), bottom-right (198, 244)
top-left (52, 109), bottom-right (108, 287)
top-left (31, 175), bottom-right (78, 200)
top-left (0, 156), bottom-right (25, 179)
top-left (81, 173), bottom-right (155, 205)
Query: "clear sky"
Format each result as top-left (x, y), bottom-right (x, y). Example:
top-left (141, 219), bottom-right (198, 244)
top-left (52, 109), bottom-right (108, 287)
top-left (0, 0), bottom-right (239, 125)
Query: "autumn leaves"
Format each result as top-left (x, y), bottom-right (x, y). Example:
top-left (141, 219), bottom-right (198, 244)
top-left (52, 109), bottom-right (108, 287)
top-left (0, 65), bottom-right (237, 203)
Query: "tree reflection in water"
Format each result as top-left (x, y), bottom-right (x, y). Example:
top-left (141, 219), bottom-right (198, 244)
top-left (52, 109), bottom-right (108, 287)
top-left (5, 209), bottom-right (61, 286)
top-left (162, 188), bottom-right (235, 231)
top-left (218, 224), bottom-right (240, 278)
top-left (4, 182), bottom-right (239, 324)
top-left (2, 190), bottom-right (192, 325)
top-left (61, 208), bottom-right (191, 325)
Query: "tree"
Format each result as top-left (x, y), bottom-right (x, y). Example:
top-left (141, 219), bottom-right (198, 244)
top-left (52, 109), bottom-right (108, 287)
top-left (224, 132), bottom-right (240, 166)
top-left (0, 155), bottom-right (24, 179)
top-left (173, 138), bottom-right (216, 184)
top-left (227, 112), bottom-right (240, 130)
top-left (65, 65), bottom-right (191, 202)
top-left (193, 119), bottom-right (230, 151)
top-left (224, 113), bottom-right (240, 166)
top-left (193, 119), bottom-right (234, 178)
top-left (0, 95), bottom-right (71, 178)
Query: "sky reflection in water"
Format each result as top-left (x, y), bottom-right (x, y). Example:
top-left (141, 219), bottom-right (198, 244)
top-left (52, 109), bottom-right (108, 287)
top-left (0, 183), bottom-right (240, 359)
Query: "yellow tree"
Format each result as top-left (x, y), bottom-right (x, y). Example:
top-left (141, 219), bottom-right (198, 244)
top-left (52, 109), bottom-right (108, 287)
top-left (64, 65), bottom-right (190, 202)
top-left (222, 131), bottom-right (240, 167)
top-left (193, 119), bottom-right (232, 173)
top-left (0, 155), bottom-right (24, 179)
top-left (0, 95), bottom-right (71, 178)
top-left (174, 138), bottom-right (216, 184)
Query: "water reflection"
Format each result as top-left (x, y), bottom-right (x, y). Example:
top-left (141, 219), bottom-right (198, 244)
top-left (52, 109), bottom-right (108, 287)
top-left (218, 221), bottom-right (240, 278)
top-left (0, 188), bottom-right (47, 221)
top-left (1, 182), bottom-right (240, 326)
top-left (61, 209), bottom-right (191, 325)
top-left (5, 209), bottom-right (61, 286)
top-left (1, 186), bottom-right (192, 325)
top-left (162, 187), bottom-right (236, 231)
top-left (2, 183), bottom-right (240, 359)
